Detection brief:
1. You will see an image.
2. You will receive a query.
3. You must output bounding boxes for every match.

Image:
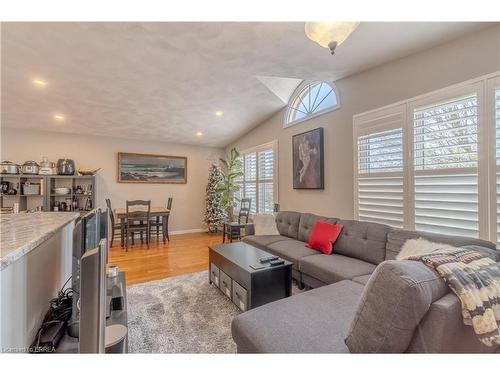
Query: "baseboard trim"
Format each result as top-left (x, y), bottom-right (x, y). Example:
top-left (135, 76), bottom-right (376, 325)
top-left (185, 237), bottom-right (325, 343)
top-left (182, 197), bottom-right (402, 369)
top-left (169, 228), bottom-right (207, 235)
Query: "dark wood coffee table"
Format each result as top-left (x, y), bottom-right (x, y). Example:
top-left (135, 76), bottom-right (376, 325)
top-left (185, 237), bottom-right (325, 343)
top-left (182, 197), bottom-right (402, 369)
top-left (209, 242), bottom-right (292, 311)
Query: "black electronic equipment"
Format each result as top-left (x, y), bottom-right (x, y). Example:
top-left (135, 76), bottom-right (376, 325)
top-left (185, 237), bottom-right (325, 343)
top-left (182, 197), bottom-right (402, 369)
top-left (269, 259), bottom-right (285, 266)
top-left (68, 208), bottom-right (110, 339)
top-left (259, 255), bottom-right (279, 263)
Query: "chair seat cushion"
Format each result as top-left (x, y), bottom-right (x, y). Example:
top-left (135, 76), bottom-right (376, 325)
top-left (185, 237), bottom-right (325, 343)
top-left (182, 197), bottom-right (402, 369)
top-left (299, 254), bottom-right (376, 285)
top-left (266, 240), bottom-right (320, 268)
top-left (225, 222), bottom-right (246, 227)
top-left (231, 280), bottom-right (365, 353)
top-left (242, 235), bottom-right (291, 250)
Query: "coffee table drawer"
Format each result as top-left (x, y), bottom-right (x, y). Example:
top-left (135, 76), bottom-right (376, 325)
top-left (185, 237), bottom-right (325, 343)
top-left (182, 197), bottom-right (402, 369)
top-left (219, 270), bottom-right (232, 298)
top-left (210, 263), bottom-right (220, 287)
top-left (232, 280), bottom-right (248, 311)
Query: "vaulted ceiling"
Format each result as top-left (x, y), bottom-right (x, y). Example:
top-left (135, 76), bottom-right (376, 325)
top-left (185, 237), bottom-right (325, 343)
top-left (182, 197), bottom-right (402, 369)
top-left (1, 22), bottom-right (490, 147)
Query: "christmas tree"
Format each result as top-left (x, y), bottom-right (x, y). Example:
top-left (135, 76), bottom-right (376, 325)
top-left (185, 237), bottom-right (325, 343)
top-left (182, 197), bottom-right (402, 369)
top-left (204, 163), bottom-right (226, 232)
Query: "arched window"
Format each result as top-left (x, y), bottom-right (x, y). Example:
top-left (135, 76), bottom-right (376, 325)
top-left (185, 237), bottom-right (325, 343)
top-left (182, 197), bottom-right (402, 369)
top-left (284, 81), bottom-right (340, 127)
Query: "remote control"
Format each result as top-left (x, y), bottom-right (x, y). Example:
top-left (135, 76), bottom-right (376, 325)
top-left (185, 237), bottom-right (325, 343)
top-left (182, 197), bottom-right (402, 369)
top-left (269, 259), bottom-right (285, 266)
top-left (259, 255), bottom-right (279, 263)
top-left (250, 264), bottom-right (266, 270)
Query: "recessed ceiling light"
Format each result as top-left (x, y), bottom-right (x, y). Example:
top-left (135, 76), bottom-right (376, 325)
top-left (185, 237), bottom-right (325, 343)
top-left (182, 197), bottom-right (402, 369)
top-left (53, 113), bottom-right (65, 121)
top-left (196, 131), bottom-right (203, 136)
top-left (215, 111), bottom-right (223, 117)
top-left (33, 78), bottom-right (47, 87)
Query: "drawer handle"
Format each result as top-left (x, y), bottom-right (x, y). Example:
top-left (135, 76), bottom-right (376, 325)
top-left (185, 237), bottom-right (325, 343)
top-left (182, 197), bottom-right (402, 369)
top-left (235, 292), bottom-right (240, 298)
top-left (222, 280), bottom-right (227, 287)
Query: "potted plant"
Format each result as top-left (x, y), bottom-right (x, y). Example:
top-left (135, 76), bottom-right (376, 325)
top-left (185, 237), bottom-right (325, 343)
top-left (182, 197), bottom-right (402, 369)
top-left (216, 148), bottom-right (244, 222)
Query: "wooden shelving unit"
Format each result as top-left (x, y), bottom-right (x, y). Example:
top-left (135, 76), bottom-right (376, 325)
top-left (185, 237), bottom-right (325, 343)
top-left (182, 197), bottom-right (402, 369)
top-left (0, 174), bottom-right (45, 212)
top-left (0, 174), bottom-right (96, 213)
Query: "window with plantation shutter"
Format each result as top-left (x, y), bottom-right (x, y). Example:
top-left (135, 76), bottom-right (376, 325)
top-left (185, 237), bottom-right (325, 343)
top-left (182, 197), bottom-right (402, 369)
top-left (412, 94), bottom-right (479, 238)
top-left (354, 73), bottom-right (500, 244)
top-left (495, 87), bottom-right (500, 244)
top-left (354, 106), bottom-right (406, 228)
top-left (235, 142), bottom-right (277, 214)
top-left (243, 153), bottom-right (257, 214)
top-left (258, 149), bottom-right (274, 213)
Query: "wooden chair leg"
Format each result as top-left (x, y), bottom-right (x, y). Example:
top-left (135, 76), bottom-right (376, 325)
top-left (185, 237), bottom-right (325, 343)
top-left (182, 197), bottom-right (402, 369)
top-left (111, 227), bottom-right (115, 248)
top-left (147, 226), bottom-right (150, 249)
top-left (165, 216), bottom-right (170, 242)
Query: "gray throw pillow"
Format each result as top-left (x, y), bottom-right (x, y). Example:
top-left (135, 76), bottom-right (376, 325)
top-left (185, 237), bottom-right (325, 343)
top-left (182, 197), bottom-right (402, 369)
top-left (345, 260), bottom-right (448, 353)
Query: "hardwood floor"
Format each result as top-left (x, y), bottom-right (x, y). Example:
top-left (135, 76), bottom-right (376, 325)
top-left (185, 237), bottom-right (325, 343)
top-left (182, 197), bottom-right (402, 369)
top-left (109, 232), bottom-right (222, 285)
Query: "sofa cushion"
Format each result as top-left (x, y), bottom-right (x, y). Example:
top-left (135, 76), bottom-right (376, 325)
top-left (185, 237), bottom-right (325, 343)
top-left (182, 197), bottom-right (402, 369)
top-left (298, 213), bottom-right (339, 242)
top-left (275, 211), bottom-right (302, 239)
top-left (242, 235), bottom-right (291, 250)
top-left (345, 260), bottom-right (449, 353)
top-left (334, 220), bottom-right (390, 265)
top-left (299, 254), bottom-right (376, 285)
top-left (351, 274), bottom-right (372, 285)
top-left (385, 229), bottom-right (498, 261)
top-left (267, 240), bottom-right (319, 268)
top-left (231, 280), bottom-right (364, 353)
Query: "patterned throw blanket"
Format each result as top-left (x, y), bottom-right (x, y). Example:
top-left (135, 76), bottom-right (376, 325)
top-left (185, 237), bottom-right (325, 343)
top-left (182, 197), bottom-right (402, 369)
top-left (408, 248), bottom-right (500, 347)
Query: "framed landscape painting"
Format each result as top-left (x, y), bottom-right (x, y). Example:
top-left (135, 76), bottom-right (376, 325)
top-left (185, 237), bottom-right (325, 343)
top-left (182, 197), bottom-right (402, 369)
top-left (292, 127), bottom-right (324, 189)
top-left (118, 152), bottom-right (187, 184)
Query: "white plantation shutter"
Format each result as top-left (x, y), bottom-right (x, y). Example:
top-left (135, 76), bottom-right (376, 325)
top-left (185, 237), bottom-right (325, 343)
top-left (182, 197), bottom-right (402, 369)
top-left (243, 153), bottom-right (257, 214)
top-left (412, 93), bottom-right (480, 237)
top-left (495, 87), bottom-right (500, 243)
top-left (236, 143), bottom-right (277, 214)
top-left (258, 149), bottom-right (274, 213)
top-left (355, 106), bottom-right (406, 228)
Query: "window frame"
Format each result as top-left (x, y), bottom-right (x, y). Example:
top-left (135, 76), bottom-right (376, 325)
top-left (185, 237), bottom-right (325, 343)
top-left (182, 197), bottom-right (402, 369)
top-left (353, 71), bottom-right (500, 244)
top-left (283, 81), bottom-right (341, 128)
top-left (235, 140), bottom-right (279, 215)
top-left (486, 76), bottom-right (500, 244)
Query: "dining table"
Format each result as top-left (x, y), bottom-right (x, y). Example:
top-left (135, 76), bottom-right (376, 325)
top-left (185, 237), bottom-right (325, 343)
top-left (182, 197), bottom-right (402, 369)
top-left (114, 207), bottom-right (170, 247)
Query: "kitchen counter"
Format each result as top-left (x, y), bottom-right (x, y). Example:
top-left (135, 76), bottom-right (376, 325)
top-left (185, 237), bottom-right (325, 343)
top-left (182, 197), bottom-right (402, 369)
top-left (1, 211), bottom-right (78, 351)
top-left (0, 212), bottom-right (79, 271)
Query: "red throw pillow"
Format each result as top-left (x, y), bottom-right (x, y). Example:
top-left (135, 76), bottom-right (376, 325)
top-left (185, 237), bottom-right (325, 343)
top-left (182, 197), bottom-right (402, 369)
top-left (306, 221), bottom-right (344, 255)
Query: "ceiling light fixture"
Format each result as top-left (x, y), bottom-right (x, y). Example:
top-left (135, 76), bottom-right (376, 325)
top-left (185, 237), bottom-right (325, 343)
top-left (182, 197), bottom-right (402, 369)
top-left (304, 22), bottom-right (360, 54)
top-left (215, 111), bottom-right (223, 117)
top-left (53, 113), bottom-right (65, 121)
top-left (196, 131), bottom-right (203, 136)
top-left (33, 78), bottom-right (47, 87)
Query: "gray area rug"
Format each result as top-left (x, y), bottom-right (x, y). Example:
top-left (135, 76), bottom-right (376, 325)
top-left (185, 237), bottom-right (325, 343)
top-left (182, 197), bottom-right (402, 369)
top-left (127, 270), bottom-right (299, 353)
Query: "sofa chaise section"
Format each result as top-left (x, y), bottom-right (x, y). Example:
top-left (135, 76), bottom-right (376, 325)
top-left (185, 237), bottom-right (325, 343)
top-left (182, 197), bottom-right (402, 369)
top-left (232, 260), bottom-right (499, 353)
top-left (231, 280), bottom-right (364, 353)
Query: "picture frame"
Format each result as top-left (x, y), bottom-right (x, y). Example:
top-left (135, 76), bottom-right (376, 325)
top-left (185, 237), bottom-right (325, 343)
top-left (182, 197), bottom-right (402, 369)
top-left (117, 152), bottom-right (187, 184)
top-left (292, 127), bottom-right (324, 189)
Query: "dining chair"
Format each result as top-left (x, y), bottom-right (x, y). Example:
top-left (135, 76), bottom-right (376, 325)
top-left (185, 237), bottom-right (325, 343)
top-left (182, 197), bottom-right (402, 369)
top-left (125, 200), bottom-right (151, 251)
top-left (151, 197), bottom-right (173, 243)
top-left (222, 197), bottom-right (251, 243)
top-left (105, 198), bottom-right (123, 247)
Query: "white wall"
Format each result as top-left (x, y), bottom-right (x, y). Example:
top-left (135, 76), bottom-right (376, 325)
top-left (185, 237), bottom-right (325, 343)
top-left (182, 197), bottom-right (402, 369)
top-left (1, 128), bottom-right (223, 232)
top-left (228, 25), bottom-right (500, 219)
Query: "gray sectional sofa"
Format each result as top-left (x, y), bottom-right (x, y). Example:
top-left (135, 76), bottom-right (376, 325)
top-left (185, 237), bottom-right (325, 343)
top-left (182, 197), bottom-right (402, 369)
top-left (231, 211), bottom-right (500, 353)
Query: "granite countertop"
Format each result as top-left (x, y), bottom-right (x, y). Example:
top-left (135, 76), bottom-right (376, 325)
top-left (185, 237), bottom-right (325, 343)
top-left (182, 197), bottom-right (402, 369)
top-left (0, 212), bottom-right (79, 270)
